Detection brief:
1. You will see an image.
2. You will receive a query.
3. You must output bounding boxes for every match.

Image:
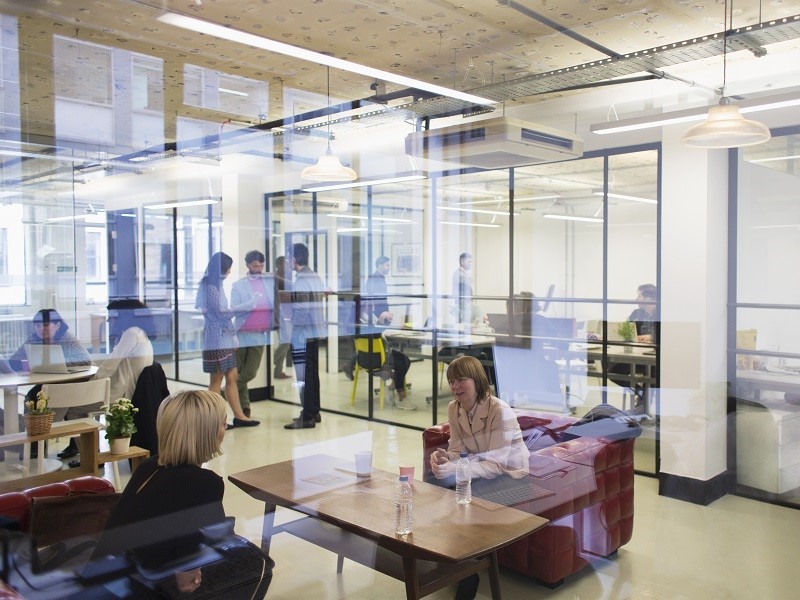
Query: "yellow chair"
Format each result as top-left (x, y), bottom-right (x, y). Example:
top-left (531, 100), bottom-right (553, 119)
top-left (350, 336), bottom-right (387, 410)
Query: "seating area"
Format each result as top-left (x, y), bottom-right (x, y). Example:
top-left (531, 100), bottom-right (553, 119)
top-left (422, 411), bottom-right (635, 587)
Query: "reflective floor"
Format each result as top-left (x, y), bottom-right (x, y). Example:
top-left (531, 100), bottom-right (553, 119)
top-left (71, 377), bottom-right (799, 600)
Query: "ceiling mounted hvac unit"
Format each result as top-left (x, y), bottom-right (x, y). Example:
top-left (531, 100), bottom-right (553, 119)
top-left (405, 117), bottom-right (584, 169)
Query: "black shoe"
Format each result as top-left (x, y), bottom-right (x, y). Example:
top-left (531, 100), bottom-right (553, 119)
top-left (455, 573), bottom-right (480, 600)
top-left (343, 367), bottom-right (354, 381)
top-left (68, 459), bottom-right (80, 468)
top-left (232, 418), bottom-right (260, 428)
top-left (57, 444), bottom-right (79, 459)
top-left (313, 413), bottom-right (322, 423)
top-left (284, 418), bottom-right (315, 430)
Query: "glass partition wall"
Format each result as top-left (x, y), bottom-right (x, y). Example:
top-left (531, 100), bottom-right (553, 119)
top-left (263, 147), bottom-right (661, 474)
top-left (733, 127), bottom-right (800, 507)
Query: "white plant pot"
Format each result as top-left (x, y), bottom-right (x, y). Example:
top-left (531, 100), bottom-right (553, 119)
top-left (110, 437), bottom-right (131, 455)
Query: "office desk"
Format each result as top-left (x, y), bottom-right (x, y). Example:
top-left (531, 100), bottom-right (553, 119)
top-left (0, 366), bottom-right (99, 435)
top-left (384, 329), bottom-right (495, 356)
top-left (230, 454), bottom-right (546, 600)
top-left (736, 369), bottom-right (800, 400)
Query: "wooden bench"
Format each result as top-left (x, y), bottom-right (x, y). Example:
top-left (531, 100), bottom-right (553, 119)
top-left (0, 419), bottom-right (149, 492)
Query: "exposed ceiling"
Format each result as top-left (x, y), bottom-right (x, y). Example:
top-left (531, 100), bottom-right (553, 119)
top-left (1, 0), bottom-right (799, 202)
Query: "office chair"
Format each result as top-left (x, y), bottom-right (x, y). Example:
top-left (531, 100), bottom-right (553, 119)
top-left (350, 336), bottom-right (387, 410)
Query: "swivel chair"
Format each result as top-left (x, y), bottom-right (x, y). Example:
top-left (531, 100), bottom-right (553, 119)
top-left (350, 335), bottom-right (387, 410)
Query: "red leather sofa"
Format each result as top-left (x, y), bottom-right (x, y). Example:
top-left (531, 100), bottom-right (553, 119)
top-left (0, 476), bottom-right (116, 533)
top-left (422, 411), bottom-right (635, 587)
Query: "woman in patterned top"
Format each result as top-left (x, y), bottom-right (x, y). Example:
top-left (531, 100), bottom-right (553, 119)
top-left (196, 253), bottom-right (259, 428)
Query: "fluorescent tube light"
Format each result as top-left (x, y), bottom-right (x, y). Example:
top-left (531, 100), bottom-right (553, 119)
top-left (325, 214), bottom-right (412, 223)
top-left (749, 154), bottom-right (800, 164)
top-left (158, 14), bottom-right (495, 107)
top-left (218, 87), bottom-right (249, 97)
top-left (543, 214), bottom-right (603, 223)
top-left (593, 192), bottom-right (657, 204)
top-left (337, 227), bottom-right (367, 233)
top-left (438, 206), bottom-right (520, 216)
top-left (439, 221), bottom-right (501, 228)
top-left (145, 197), bottom-right (220, 210)
top-left (302, 171), bottom-right (427, 192)
top-left (590, 91), bottom-right (800, 136)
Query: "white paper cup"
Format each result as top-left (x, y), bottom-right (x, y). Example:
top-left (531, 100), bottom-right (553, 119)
top-left (354, 450), bottom-right (373, 476)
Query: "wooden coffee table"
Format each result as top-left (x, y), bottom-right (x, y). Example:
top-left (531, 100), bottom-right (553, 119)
top-left (230, 454), bottom-right (547, 599)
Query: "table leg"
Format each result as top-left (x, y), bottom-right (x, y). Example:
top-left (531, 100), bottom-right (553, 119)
top-left (3, 387), bottom-right (19, 435)
top-left (261, 503), bottom-right (277, 555)
top-left (401, 556), bottom-right (420, 600)
top-left (487, 552), bottom-right (502, 600)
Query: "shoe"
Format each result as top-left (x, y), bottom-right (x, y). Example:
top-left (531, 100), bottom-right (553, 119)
top-left (57, 444), bottom-right (79, 459)
top-left (243, 407), bottom-right (251, 418)
top-left (313, 413), bottom-right (322, 423)
top-left (68, 459), bottom-right (80, 468)
top-left (395, 399), bottom-right (417, 411)
top-left (455, 573), bottom-right (480, 600)
top-left (343, 367), bottom-right (354, 381)
top-left (232, 418), bottom-right (260, 427)
top-left (284, 418), bottom-right (315, 430)
top-left (274, 372), bottom-right (291, 379)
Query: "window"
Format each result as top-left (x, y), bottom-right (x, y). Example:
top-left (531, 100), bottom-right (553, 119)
top-left (53, 37), bottom-right (112, 105)
top-left (132, 54), bottom-right (164, 112)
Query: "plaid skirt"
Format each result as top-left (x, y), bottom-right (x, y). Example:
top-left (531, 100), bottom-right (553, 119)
top-left (202, 348), bottom-right (237, 373)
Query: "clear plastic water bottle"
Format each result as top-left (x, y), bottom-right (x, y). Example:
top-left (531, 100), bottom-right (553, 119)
top-left (456, 451), bottom-right (472, 505)
top-left (394, 475), bottom-right (413, 535)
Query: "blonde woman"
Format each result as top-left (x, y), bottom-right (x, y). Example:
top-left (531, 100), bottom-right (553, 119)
top-left (93, 390), bottom-right (273, 597)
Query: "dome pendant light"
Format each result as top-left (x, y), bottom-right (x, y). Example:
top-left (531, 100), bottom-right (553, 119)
top-left (680, 0), bottom-right (770, 149)
top-left (301, 67), bottom-right (357, 182)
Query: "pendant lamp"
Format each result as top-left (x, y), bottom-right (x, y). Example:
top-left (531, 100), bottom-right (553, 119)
top-left (301, 67), bottom-right (357, 182)
top-left (680, 0), bottom-right (770, 149)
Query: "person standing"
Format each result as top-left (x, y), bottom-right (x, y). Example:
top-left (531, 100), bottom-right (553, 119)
top-left (364, 256), bottom-right (393, 326)
top-left (452, 252), bottom-right (473, 323)
top-left (284, 243), bottom-right (325, 429)
top-left (196, 252), bottom-right (259, 428)
top-left (230, 250), bottom-right (274, 418)
top-left (272, 255), bottom-right (292, 379)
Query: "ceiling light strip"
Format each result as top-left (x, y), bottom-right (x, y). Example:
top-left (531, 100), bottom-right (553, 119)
top-left (145, 198), bottom-right (220, 210)
top-left (593, 192), bottom-right (657, 204)
top-left (542, 214), bottom-right (603, 223)
top-left (438, 206), bottom-right (520, 216)
top-left (303, 172), bottom-right (427, 192)
top-left (590, 91), bottom-right (800, 135)
top-left (439, 220), bottom-right (501, 228)
top-left (158, 14), bottom-right (494, 106)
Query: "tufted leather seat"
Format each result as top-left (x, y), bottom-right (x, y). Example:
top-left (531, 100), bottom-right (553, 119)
top-left (0, 476), bottom-right (116, 533)
top-left (422, 410), bottom-right (635, 587)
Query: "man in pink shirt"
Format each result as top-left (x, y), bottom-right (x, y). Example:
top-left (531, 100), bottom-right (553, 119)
top-left (231, 251), bottom-right (275, 418)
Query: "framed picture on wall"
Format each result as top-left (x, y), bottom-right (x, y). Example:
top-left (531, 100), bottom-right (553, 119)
top-left (391, 243), bottom-right (422, 277)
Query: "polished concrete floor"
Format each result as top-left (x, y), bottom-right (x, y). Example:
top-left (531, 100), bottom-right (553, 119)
top-left (70, 375), bottom-right (800, 600)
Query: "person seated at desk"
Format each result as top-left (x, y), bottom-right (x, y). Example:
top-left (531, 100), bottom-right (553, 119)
top-left (5, 309), bottom-right (94, 436)
top-left (608, 283), bottom-right (659, 413)
top-left (91, 390), bottom-right (273, 597)
top-left (345, 256), bottom-right (416, 411)
top-left (429, 355), bottom-right (530, 600)
top-left (62, 299), bottom-right (157, 464)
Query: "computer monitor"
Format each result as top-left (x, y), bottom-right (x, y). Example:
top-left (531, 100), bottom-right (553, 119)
top-left (493, 344), bottom-right (564, 411)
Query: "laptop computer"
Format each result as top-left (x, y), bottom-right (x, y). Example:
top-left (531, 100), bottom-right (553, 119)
top-left (25, 344), bottom-right (91, 374)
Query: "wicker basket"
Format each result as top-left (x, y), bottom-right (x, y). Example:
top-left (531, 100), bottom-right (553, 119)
top-left (24, 411), bottom-right (55, 436)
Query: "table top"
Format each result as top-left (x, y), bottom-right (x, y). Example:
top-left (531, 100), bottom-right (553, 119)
top-left (0, 366), bottom-right (99, 388)
top-left (384, 329), bottom-right (495, 348)
top-left (229, 454), bottom-right (547, 564)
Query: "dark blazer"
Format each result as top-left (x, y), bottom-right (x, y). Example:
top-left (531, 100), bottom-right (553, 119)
top-left (130, 362), bottom-right (170, 455)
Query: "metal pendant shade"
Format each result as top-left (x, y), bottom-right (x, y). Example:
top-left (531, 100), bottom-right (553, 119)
top-left (680, 0), bottom-right (770, 149)
top-left (301, 66), bottom-right (357, 182)
top-left (680, 97), bottom-right (771, 148)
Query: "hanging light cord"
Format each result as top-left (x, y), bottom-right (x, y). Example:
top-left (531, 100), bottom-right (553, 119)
top-left (326, 65), bottom-right (332, 154)
top-left (721, 0), bottom-right (729, 97)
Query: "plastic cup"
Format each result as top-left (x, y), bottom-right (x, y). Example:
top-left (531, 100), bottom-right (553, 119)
top-left (354, 450), bottom-right (373, 476)
top-left (399, 464), bottom-right (415, 480)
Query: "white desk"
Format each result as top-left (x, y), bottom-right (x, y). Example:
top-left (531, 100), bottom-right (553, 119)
top-left (0, 366), bottom-right (99, 435)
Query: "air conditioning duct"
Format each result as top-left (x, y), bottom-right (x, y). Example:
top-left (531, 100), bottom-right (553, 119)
top-left (405, 117), bottom-right (583, 169)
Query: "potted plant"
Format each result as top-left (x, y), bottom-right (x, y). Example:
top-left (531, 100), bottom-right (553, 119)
top-left (617, 321), bottom-right (637, 353)
top-left (105, 397), bottom-right (138, 454)
top-left (24, 390), bottom-right (55, 436)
